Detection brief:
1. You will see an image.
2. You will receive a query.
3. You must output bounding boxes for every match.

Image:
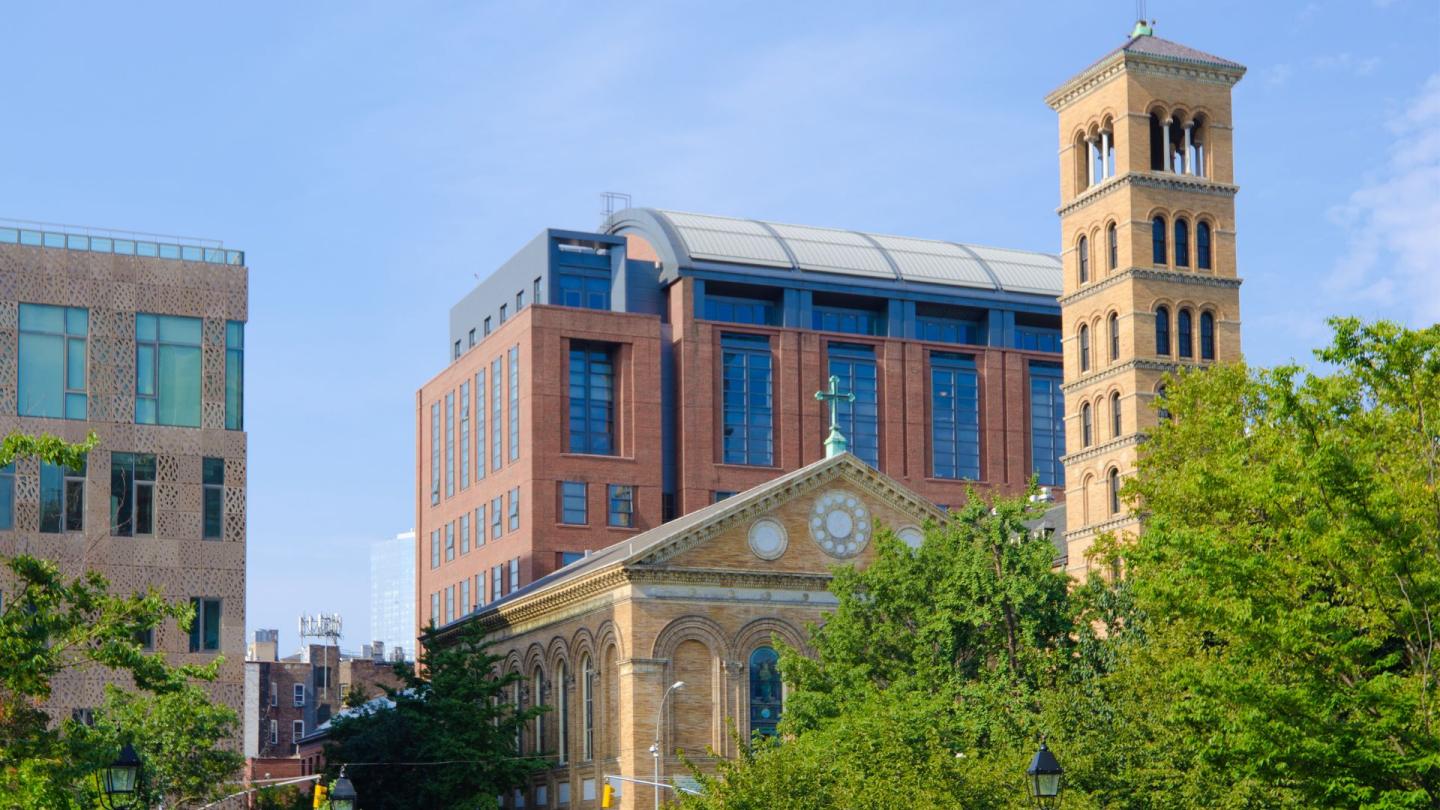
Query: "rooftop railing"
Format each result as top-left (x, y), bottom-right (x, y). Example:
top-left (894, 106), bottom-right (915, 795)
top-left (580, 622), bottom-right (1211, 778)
top-left (0, 218), bottom-right (244, 266)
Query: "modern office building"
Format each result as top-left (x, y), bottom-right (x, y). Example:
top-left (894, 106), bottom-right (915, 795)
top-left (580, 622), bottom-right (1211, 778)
top-left (415, 210), bottom-right (1067, 633)
top-left (0, 221), bottom-right (247, 729)
top-left (369, 529), bottom-right (416, 661)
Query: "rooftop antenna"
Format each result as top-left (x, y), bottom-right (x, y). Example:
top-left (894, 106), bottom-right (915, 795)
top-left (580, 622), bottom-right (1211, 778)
top-left (600, 191), bottom-right (632, 228)
top-left (1131, 1), bottom-right (1155, 37)
top-left (298, 613), bottom-right (343, 703)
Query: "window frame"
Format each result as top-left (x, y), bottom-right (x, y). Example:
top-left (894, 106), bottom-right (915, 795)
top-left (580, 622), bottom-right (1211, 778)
top-left (1154, 307), bottom-right (1171, 356)
top-left (17, 303), bottom-right (88, 420)
top-left (188, 597), bottom-right (221, 653)
top-left (1151, 216), bottom-right (1168, 265)
top-left (720, 333), bottom-right (774, 466)
top-left (568, 343), bottom-right (615, 455)
top-left (930, 353), bottom-right (981, 481)
top-left (293, 682), bottom-right (306, 707)
top-left (134, 313), bottom-right (202, 427)
top-left (1078, 235), bottom-right (1089, 283)
top-left (202, 456), bottom-right (224, 540)
top-left (560, 481), bottom-right (588, 525)
top-left (109, 452), bottom-right (156, 537)
top-left (607, 484), bottom-right (635, 528)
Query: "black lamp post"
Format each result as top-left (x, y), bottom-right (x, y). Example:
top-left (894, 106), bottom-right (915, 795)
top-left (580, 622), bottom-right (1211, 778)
top-left (1025, 741), bottom-right (1063, 808)
top-left (98, 743), bottom-right (142, 809)
top-left (329, 766), bottom-right (358, 810)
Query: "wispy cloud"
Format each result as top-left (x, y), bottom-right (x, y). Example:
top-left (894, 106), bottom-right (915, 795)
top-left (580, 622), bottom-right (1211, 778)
top-left (1311, 52), bottom-right (1382, 76)
top-left (1324, 74), bottom-right (1440, 325)
top-left (1263, 63), bottom-right (1294, 88)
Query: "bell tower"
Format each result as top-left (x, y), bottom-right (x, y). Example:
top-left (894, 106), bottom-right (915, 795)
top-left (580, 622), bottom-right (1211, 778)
top-left (1045, 22), bottom-right (1246, 576)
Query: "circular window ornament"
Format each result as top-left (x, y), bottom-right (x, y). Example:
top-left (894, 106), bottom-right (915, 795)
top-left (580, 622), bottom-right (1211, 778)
top-left (809, 490), bottom-right (871, 558)
top-left (897, 525), bottom-right (924, 550)
top-left (748, 518), bottom-right (789, 560)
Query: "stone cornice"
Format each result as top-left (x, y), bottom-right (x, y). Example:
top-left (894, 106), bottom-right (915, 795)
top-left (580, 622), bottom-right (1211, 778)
top-left (1058, 265), bottom-right (1243, 308)
top-left (1061, 357), bottom-right (1199, 394)
top-left (437, 565), bottom-right (631, 640)
top-left (1057, 172), bottom-right (1239, 218)
top-left (1064, 513), bottom-right (1141, 542)
top-left (1060, 433), bottom-right (1144, 466)
top-left (1047, 52), bottom-right (1244, 112)
top-left (628, 565), bottom-right (834, 593)
top-left (1045, 55), bottom-right (1126, 111)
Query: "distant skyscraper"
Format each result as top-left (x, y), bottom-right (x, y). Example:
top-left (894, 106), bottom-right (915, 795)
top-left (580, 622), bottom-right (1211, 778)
top-left (370, 530), bottom-right (416, 661)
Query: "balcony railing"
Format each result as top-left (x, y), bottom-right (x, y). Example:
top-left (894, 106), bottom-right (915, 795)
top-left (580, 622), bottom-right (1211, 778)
top-left (0, 218), bottom-right (244, 266)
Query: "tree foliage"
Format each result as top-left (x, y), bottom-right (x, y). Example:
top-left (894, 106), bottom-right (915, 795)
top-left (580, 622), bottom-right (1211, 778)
top-left (322, 622), bottom-right (548, 810)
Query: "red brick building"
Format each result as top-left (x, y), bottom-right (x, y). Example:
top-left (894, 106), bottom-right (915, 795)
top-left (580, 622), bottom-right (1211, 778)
top-left (415, 210), bottom-right (1065, 638)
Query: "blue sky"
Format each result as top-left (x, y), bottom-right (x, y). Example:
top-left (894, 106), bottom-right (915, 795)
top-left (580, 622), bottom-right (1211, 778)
top-left (1, 2), bottom-right (1435, 652)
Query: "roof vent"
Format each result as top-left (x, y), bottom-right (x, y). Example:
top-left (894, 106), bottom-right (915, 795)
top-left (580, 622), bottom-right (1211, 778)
top-left (1131, 19), bottom-right (1154, 37)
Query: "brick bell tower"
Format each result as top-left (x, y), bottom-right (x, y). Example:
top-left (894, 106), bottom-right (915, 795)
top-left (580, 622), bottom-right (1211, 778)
top-left (1045, 21), bottom-right (1246, 576)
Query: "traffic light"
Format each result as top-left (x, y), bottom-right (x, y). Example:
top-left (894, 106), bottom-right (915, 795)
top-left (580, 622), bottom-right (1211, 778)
top-left (312, 783), bottom-right (328, 809)
top-left (601, 781), bottom-right (615, 808)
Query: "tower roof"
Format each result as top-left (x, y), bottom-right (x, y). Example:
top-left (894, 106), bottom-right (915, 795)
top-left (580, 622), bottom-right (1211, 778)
top-left (1047, 27), bottom-right (1246, 109)
top-left (1105, 33), bottom-right (1245, 71)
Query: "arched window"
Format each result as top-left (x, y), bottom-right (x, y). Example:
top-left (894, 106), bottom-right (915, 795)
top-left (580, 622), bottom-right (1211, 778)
top-left (1157, 384), bottom-right (1171, 421)
top-left (1111, 391), bottom-right (1122, 438)
top-left (1152, 216), bottom-right (1167, 264)
top-left (1148, 114), bottom-right (1164, 170)
top-left (533, 667), bottom-right (545, 755)
top-left (1109, 313), bottom-right (1120, 361)
top-left (581, 654), bottom-right (594, 761)
top-left (1078, 236), bottom-right (1089, 284)
top-left (749, 647), bottom-right (783, 738)
top-left (1081, 402), bottom-right (1093, 447)
top-left (1197, 221), bottom-right (1212, 270)
top-left (557, 661), bottom-right (569, 765)
top-left (1107, 222), bottom-right (1118, 269)
top-left (513, 678), bottom-right (523, 751)
top-left (1079, 324), bottom-right (1091, 372)
top-left (1108, 467), bottom-right (1121, 515)
top-left (1154, 306), bottom-right (1171, 355)
top-left (1201, 311), bottom-right (1216, 360)
top-left (1178, 309), bottom-right (1194, 358)
top-left (1174, 218), bottom-right (1190, 267)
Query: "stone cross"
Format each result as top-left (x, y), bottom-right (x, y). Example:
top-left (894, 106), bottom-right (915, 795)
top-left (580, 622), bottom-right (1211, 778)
top-left (814, 375), bottom-right (855, 458)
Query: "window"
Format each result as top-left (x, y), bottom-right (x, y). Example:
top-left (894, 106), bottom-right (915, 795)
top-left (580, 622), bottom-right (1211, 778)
top-left (828, 343), bottom-right (879, 468)
top-left (429, 530), bottom-right (439, 569)
top-left (224, 321), bottom-right (244, 429)
top-left (475, 371), bottom-right (486, 482)
top-left (491, 497), bottom-right (502, 539)
top-left (430, 592), bottom-right (439, 625)
top-left (568, 344), bottom-right (614, 454)
top-left (109, 453), bottom-right (156, 536)
top-left (499, 304), bottom-right (507, 324)
top-left (491, 359), bottom-right (503, 472)
top-left (1154, 307), bottom-right (1171, 356)
top-left (460, 512), bottom-right (470, 555)
top-left (135, 313), bottom-right (202, 427)
top-left (1079, 324), bottom-right (1091, 372)
top-left (292, 720), bottom-right (304, 743)
top-left (704, 294), bottom-right (776, 325)
top-left (1174, 218), bottom-right (1190, 267)
top-left (931, 353), bottom-right (980, 480)
top-left (475, 505), bottom-right (485, 547)
top-left (468, 328), bottom-right (476, 348)
top-left (293, 682), bottom-right (306, 706)
top-left (203, 457), bottom-right (224, 540)
top-left (1014, 325), bottom-right (1062, 353)
top-left (560, 551), bottom-right (585, 566)
top-left (269, 719), bottom-right (278, 745)
top-left (607, 485), bottom-right (634, 528)
top-left (1108, 223), bottom-right (1118, 269)
top-left (491, 565), bottom-right (502, 601)
top-left (1178, 309), bottom-right (1194, 358)
top-left (475, 573), bottom-right (484, 606)
top-left (509, 558), bottom-right (519, 592)
top-left (1078, 235), bottom-right (1089, 283)
top-left (459, 381), bottom-right (470, 490)
top-left (581, 655), bottom-right (594, 760)
top-left (0, 463), bottom-right (12, 530)
top-left (1157, 384), bottom-right (1170, 421)
top-left (270, 681), bottom-right (277, 707)
top-left (445, 585), bottom-right (454, 623)
top-left (558, 661), bottom-right (570, 765)
top-left (1081, 402), bottom-right (1093, 447)
top-left (1108, 467), bottom-right (1121, 515)
top-left (917, 316), bottom-right (981, 345)
top-left (1201, 312), bottom-right (1216, 360)
top-left (18, 304), bottom-right (87, 419)
top-left (557, 271), bottom-right (610, 310)
top-left (534, 277), bottom-right (542, 303)
top-left (508, 347), bottom-right (520, 461)
top-left (189, 598), bottom-right (221, 652)
top-left (453, 340), bottom-right (461, 360)
top-left (508, 487), bottom-right (520, 531)
top-left (1029, 363), bottom-right (1065, 487)
top-left (1152, 216), bottom-right (1167, 265)
top-left (1109, 313), bottom-right (1120, 362)
top-left (721, 334), bottom-right (773, 466)
top-left (533, 667), bottom-right (545, 753)
top-left (483, 316), bottom-right (492, 336)
top-left (813, 305), bottom-right (884, 336)
top-left (445, 522), bottom-right (455, 562)
top-left (444, 392), bottom-right (455, 498)
top-left (560, 482), bottom-right (587, 525)
top-left (1197, 221), bottom-right (1212, 270)
top-left (749, 647), bottom-right (782, 738)
top-left (430, 402), bottom-right (440, 505)
top-left (517, 290), bottom-right (525, 311)
top-left (40, 457), bottom-right (84, 533)
top-left (714, 491), bottom-right (737, 503)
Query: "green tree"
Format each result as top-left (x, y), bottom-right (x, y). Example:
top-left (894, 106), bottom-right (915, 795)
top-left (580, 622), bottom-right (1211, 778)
top-left (322, 622), bottom-right (548, 810)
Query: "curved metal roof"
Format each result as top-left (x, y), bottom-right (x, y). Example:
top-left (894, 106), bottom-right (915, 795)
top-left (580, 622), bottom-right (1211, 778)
top-left (609, 208), bottom-right (1061, 297)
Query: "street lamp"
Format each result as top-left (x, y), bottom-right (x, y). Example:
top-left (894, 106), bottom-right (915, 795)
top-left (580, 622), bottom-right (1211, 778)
top-left (651, 680), bottom-right (686, 810)
top-left (1025, 740), bottom-right (1064, 808)
top-left (329, 766), bottom-right (358, 810)
top-left (98, 743), bottom-right (141, 809)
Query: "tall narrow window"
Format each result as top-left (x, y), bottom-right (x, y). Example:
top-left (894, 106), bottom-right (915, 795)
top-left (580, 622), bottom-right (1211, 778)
top-left (444, 522), bottom-right (455, 562)
top-left (225, 321), bottom-right (244, 430)
top-left (444, 392), bottom-right (455, 498)
top-left (1201, 311), bottom-right (1216, 360)
top-left (0, 464), bottom-right (14, 531)
top-left (1174, 218), bottom-right (1190, 267)
top-left (484, 316), bottom-right (492, 336)
top-left (491, 565), bottom-right (502, 600)
top-left (18, 304), bottom-right (87, 419)
top-left (1111, 391), bottom-right (1122, 438)
top-left (827, 343), bottom-right (879, 468)
top-left (558, 661), bottom-right (570, 765)
top-left (491, 358), bottom-right (503, 472)
top-left (607, 484), bottom-right (634, 528)
top-left (721, 334), bottom-right (773, 466)
top-left (1152, 216), bottom-right (1167, 265)
top-left (109, 453), bottom-right (156, 537)
top-left (475, 371), bottom-right (486, 482)
top-left (931, 353), bottom-right (980, 480)
top-left (491, 497), bottom-right (502, 539)
top-left (749, 646), bottom-right (782, 738)
top-left (560, 482), bottom-right (587, 525)
top-left (430, 592), bottom-right (439, 625)
top-left (533, 667), bottom-right (544, 753)
top-left (444, 585), bottom-right (453, 623)
top-left (508, 487), bottom-right (520, 531)
top-left (1077, 236), bottom-right (1089, 283)
top-left (1107, 223), bottom-right (1118, 269)
top-left (568, 344), bottom-right (614, 454)
top-left (40, 457), bottom-right (85, 533)
top-left (459, 381), bottom-right (470, 490)
top-left (474, 505), bottom-right (485, 547)
top-left (135, 314), bottom-right (201, 427)
top-left (1081, 402), bottom-right (1093, 447)
top-left (203, 457), bottom-right (224, 540)
top-left (189, 597), bottom-right (221, 652)
top-left (460, 578), bottom-right (470, 615)
top-left (1178, 309), bottom-right (1194, 358)
top-left (1029, 363), bottom-right (1065, 487)
top-left (1197, 221), bottom-right (1212, 270)
top-left (459, 512), bottom-right (470, 555)
top-left (507, 347), bottom-right (520, 462)
top-left (1154, 307), bottom-right (1171, 356)
top-left (557, 270), bottom-right (611, 310)
top-left (508, 557), bottom-right (519, 593)
top-left (1108, 467), bottom-right (1121, 515)
top-left (430, 530), bottom-right (439, 569)
top-left (581, 655), bottom-right (594, 760)
top-left (1079, 325), bottom-right (1091, 372)
top-left (430, 402), bottom-right (440, 505)
top-left (1109, 313), bottom-right (1120, 361)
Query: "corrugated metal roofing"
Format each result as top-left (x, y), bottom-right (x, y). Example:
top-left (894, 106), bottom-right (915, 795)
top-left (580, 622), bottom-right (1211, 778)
top-left (633, 208), bottom-right (1061, 297)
